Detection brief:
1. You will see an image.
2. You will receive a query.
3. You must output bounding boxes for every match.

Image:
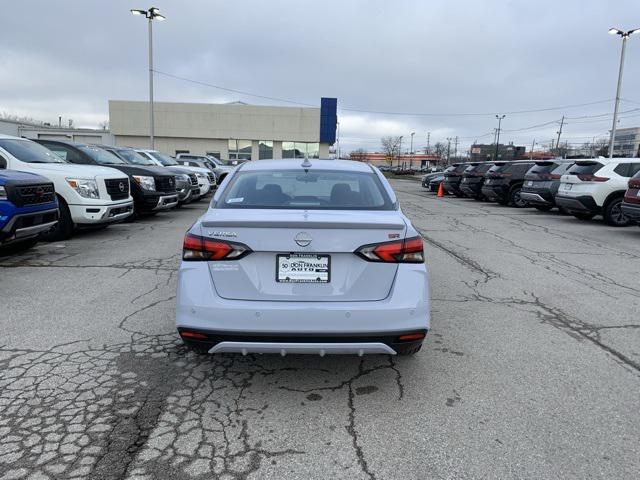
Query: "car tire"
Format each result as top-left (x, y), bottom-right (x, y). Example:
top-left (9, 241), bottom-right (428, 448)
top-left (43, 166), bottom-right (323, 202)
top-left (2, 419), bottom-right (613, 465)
top-left (509, 187), bottom-right (528, 208)
top-left (396, 343), bottom-right (423, 356)
top-left (41, 197), bottom-right (74, 242)
top-left (603, 197), bottom-right (631, 227)
top-left (534, 205), bottom-right (554, 212)
top-left (572, 212), bottom-right (596, 221)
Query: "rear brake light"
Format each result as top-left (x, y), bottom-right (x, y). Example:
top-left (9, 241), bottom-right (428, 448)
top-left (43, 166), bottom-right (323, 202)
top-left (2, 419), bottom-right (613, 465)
top-left (628, 179), bottom-right (640, 188)
top-left (577, 174), bottom-right (609, 182)
top-left (355, 236), bottom-right (424, 263)
top-left (182, 233), bottom-right (252, 261)
top-left (495, 172), bottom-right (512, 178)
top-left (550, 173), bottom-right (562, 180)
top-left (179, 330), bottom-right (208, 340)
top-left (398, 332), bottom-right (426, 341)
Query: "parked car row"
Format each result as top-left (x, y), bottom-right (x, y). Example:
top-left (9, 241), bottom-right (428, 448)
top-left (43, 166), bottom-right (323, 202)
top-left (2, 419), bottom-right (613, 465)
top-left (0, 134), bottom-right (228, 253)
top-left (422, 158), bottom-right (640, 227)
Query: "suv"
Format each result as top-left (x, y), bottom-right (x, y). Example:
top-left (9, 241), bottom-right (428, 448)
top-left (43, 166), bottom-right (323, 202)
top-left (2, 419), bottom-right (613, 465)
top-left (36, 141), bottom-right (180, 215)
top-left (0, 170), bottom-right (59, 251)
top-left (441, 163), bottom-right (469, 197)
top-left (175, 154), bottom-right (235, 183)
top-left (520, 160), bottom-right (574, 212)
top-left (621, 170), bottom-right (640, 224)
top-left (556, 159), bottom-right (640, 226)
top-left (481, 160), bottom-right (536, 207)
top-left (136, 149), bottom-right (215, 197)
top-left (459, 162), bottom-right (494, 200)
top-left (0, 135), bottom-right (134, 240)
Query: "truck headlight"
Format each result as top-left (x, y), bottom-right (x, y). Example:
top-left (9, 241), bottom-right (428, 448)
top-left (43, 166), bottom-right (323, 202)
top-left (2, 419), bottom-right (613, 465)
top-left (66, 178), bottom-right (100, 199)
top-left (0, 186), bottom-right (6, 200)
top-left (132, 175), bottom-right (156, 191)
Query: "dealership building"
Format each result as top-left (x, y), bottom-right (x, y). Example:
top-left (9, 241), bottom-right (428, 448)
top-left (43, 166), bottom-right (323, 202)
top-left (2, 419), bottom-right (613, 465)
top-left (108, 99), bottom-right (337, 161)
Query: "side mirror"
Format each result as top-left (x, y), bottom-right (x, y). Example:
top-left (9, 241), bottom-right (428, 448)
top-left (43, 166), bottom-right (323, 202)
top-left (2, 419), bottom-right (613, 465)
top-left (0, 155), bottom-right (7, 169)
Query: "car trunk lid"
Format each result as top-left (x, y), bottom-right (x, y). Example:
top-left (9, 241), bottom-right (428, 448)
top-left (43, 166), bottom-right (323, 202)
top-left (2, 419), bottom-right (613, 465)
top-left (198, 209), bottom-right (407, 302)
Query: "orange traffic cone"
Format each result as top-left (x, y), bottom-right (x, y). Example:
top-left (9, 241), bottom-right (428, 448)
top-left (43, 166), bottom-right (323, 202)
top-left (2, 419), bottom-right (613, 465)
top-left (437, 182), bottom-right (445, 198)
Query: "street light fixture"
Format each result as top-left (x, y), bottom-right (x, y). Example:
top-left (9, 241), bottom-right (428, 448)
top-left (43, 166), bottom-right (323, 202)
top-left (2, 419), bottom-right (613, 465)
top-left (494, 115), bottom-right (505, 161)
top-left (607, 27), bottom-right (639, 159)
top-left (131, 7), bottom-right (166, 149)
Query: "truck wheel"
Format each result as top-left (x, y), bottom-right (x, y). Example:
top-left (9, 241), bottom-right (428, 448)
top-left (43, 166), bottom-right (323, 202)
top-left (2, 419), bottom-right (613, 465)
top-left (572, 212), bottom-right (596, 221)
top-left (41, 198), bottom-right (74, 242)
top-left (603, 197), bottom-right (630, 227)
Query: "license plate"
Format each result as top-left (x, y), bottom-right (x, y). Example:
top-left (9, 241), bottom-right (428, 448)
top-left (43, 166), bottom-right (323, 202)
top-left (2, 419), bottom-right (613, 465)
top-left (277, 254), bottom-right (330, 283)
top-left (526, 180), bottom-right (534, 186)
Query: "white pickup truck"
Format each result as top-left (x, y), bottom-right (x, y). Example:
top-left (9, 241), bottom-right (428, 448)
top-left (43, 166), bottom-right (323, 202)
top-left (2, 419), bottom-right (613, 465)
top-left (0, 135), bottom-right (134, 240)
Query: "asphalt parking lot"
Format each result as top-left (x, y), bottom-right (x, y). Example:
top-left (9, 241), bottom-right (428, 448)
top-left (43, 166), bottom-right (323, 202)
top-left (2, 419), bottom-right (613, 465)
top-left (1, 179), bottom-right (639, 480)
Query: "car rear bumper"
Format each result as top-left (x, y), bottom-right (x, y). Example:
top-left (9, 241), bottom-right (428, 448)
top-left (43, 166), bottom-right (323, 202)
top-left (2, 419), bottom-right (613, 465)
top-left (520, 190), bottom-right (554, 206)
top-left (554, 195), bottom-right (599, 214)
top-left (442, 181), bottom-right (462, 194)
top-left (69, 200), bottom-right (134, 225)
top-left (176, 261), bottom-right (430, 353)
top-left (621, 201), bottom-right (640, 222)
top-left (0, 208), bottom-right (59, 244)
top-left (481, 185), bottom-right (508, 200)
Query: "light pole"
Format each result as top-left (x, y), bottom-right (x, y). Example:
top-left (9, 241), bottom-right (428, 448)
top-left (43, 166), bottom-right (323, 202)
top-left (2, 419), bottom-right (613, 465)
top-left (608, 28), bottom-right (639, 159)
top-left (131, 7), bottom-right (166, 150)
top-left (494, 115), bottom-right (505, 161)
top-left (397, 136), bottom-right (403, 168)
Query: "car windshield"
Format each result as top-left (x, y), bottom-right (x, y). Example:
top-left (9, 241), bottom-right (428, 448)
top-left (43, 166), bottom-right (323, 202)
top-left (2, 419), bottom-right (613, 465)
top-left (567, 162), bottom-right (603, 175)
top-left (0, 139), bottom-right (67, 163)
top-left (114, 149), bottom-right (156, 166)
top-left (79, 146), bottom-right (127, 165)
top-left (148, 151), bottom-right (179, 166)
top-left (219, 169), bottom-right (393, 210)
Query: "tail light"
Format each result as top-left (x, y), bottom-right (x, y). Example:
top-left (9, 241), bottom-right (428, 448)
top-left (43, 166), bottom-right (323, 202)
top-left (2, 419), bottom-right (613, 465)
top-left (356, 236), bottom-right (424, 263)
top-left (550, 173), bottom-right (562, 180)
top-left (629, 179), bottom-right (640, 189)
top-left (182, 233), bottom-right (252, 261)
top-left (577, 174), bottom-right (609, 182)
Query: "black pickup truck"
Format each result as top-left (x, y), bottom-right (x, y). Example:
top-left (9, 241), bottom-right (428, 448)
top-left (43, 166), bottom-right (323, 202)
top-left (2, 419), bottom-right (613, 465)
top-left (36, 140), bottom-right (180, 215)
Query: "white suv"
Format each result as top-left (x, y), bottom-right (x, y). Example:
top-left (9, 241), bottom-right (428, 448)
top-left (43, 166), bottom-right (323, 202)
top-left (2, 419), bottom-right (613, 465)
top-left (555, 158), bottom-right (640, 226)
top-left (0, 135), bottom-right (134, 240)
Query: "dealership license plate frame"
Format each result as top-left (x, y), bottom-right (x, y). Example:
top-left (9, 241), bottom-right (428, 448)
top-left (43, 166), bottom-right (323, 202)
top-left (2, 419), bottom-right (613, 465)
top-left (276, 253), bottom-right (331, 283)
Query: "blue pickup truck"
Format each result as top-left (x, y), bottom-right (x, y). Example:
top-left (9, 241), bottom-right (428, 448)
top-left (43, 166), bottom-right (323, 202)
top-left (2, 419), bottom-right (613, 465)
top-left (0, 170), bottom-right (59, 252)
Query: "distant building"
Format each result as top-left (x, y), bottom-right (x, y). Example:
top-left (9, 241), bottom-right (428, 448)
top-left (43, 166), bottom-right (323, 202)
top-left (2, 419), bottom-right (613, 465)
top-left (470, 143), bottom-right (526, 161)
top-left (0, 118), bottom-right (113, 145)
top-left (349, 151), bottom-right (442, 167)
top-left (612, 127), bottom-right (640, 157)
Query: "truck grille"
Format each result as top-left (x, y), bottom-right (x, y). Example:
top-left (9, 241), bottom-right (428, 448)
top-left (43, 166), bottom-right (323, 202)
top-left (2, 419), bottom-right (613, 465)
top-left (10, 183), bottom-right (56, 207)
top-left (155, 176), bottom-right (177, 193)
top-left (188, 174), bottom-right (198, 186)
top-left (104, 178), bottom-right (130, 200)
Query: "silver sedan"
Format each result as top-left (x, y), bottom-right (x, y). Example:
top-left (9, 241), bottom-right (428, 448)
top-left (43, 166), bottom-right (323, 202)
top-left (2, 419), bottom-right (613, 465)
top-left (176, 159), bottom-right (430, 356)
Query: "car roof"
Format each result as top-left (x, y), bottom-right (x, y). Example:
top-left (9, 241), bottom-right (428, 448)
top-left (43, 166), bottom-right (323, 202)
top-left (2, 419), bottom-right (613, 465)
top-left (238, 159), bottom-right (372, 173)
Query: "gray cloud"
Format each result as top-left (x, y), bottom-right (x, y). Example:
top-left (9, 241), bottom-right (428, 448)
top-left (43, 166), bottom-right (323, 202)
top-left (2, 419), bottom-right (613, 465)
top-left (1, 0), bottom-right (639, 153)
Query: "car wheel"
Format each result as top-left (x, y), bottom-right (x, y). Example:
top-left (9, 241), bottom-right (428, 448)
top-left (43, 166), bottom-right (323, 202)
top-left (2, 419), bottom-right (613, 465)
top-left (603, 197), bottom-right (630, 227)
top-left (572, 212), bottom-right (596, 221)
top-left (558, 206), bottom-right (570, 215)
top-left (41, 198), bottom-right (74, 242)
top-left (510, 187), bottom-right (528, 208)
top-left (396, 343), bottom-right (423, 356)
top-left (534, 205), bottom-right (554, 212)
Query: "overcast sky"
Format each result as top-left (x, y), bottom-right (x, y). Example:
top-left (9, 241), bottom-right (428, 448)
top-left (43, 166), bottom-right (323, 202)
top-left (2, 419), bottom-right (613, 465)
top-left (1, 0), bottom-right (639, 154)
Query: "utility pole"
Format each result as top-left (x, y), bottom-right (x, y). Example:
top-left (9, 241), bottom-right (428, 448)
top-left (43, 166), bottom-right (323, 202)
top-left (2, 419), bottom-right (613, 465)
top-left (555, 115), bottom-right (565, 155)
top-left (446, 137), bottom-right (452, 163)
top-left (530, 139), bottom-right (536, 160)
top-left (494, 115), bottom-right (506, 161)
top-left (453, 136), bottom-right (459, 160)
top-left (410, 132), bottom-right (415, 170)
top-left (397, 136), bottom-right (403, 168)
top-left (426, 132), bottom-right (431, 154)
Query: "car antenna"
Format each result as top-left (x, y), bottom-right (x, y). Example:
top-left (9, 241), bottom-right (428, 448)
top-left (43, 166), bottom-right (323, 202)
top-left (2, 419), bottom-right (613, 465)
top-left (301, 158), bottom-right (312, 169)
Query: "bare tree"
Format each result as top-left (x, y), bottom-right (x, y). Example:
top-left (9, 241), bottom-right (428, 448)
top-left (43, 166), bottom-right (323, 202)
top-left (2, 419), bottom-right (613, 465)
top-left (380, 136), bottom-right (402, 165)
top-left (432, 142), bottom-right (448, 163)
top-left (99, 120), bottom-right (110, 130)
top-left (349, 148), bottom-right (368, 162)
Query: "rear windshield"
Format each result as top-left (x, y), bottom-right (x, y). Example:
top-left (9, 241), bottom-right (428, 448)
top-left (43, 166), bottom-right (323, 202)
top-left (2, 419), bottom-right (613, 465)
top-left (550, 163), bottom-right (574, 175)
top-left (79, 146), bottom-right (127, 165)
top-left (443, 166), bottom-right (456, 173)
top-left (218, 170), bottom-right (393, 210)
top-left (0, 139), bottom-right (66, 163)
top-left (529, 162), bottom-right (558, 174)
top-left (567, 162), bottom-right (603, 175)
